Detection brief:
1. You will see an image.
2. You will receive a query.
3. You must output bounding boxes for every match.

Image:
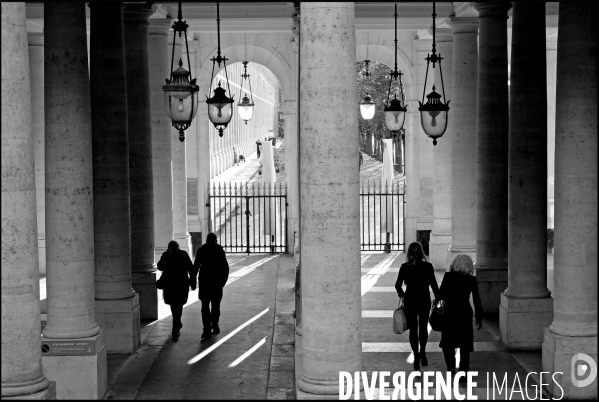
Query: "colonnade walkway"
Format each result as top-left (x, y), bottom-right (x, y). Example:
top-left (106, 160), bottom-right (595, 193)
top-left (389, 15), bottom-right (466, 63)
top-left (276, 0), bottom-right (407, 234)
top-left (38, 252), bottom-right (554, 399)
top-left (295, 252), bottom-right (554, 400)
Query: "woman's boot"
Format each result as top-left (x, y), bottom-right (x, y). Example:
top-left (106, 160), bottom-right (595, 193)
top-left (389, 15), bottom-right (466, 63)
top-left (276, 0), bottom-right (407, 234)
top-left (413, 352), bottom-right (420, 370)
top-left (420, 349), bottom-right (428, 367)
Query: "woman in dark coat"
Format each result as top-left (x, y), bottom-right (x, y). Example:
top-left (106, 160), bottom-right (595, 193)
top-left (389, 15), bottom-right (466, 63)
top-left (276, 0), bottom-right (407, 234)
top-left (157, 241), bottom-right (193, 341)
top-left (395, 242), bottom-right (440, 370)
top-left (439, 254), bottom-right (482, 378)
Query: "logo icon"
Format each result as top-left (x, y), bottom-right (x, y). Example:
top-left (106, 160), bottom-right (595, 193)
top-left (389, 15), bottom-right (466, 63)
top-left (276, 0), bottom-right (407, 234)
top-left (571, 353), bottom-right (597, 388)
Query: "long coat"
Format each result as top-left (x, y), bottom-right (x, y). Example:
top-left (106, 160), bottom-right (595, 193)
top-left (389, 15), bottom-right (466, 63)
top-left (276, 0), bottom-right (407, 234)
top-left (157, 250), bottom-right (193, 306)
top-left (190, 243), bottom-right (230, 300)
top-left (394, 260), bottom-right (440, 308)
top-left (438, 271), bottom-right (482, 352)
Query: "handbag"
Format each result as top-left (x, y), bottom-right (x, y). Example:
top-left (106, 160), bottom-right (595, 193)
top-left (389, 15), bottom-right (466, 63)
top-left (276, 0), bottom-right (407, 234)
top-left (393, 298), bottom-right (409, 334)
top-left (156, 276), bottom-right (165, 290)
top-left (429, 299), bottom-right (445, 332)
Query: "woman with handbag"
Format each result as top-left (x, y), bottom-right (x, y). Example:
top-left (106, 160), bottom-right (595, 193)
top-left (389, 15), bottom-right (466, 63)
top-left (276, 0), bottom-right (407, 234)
top-left (395, 242), bottom-right (440, 370)
top-left (157, 241), bottom-right (194, 341)
top-left (438, 254), bottom-right (482, 379)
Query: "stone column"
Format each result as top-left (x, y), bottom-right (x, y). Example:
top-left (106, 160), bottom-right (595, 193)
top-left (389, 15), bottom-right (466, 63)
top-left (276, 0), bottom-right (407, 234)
top-left (546, 38), bottom-right (557, 234)
top-left (429, 29), bottom-right (453, 271)
top-left (1, 3), bottom-right (55, 399)
top-left (169, 34), bottom-right (192, 254)
top-left (499, 2), bottom-right (553, 351)
top-left (298, 3), bottom-right (362, 395)
top-left (28, 32), bottom-right (46, 278)
top-left (148, 18), bottom-right (174, 261)
top-left (42, 3), bottom-right (106, 398)
top-left (542, 2), bottom-right (598, 399)
top-left (124, 4), bottom-right (159, 321)
top-left (283, 100), bottom-right (298, 253)
top-left (90, 2), bottom-right (141, 355)
top-left (196, 102), bottom-right (211, 246)
top-left (473, 3), bottom-right (511, 315)
top-left (446, 17), bottom-right (478, 267)
top-left (404, 100), bottom-right (419, 246)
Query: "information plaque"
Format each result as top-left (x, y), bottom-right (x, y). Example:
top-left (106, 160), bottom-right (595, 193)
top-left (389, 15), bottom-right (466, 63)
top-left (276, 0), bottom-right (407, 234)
top-left (41, 340), bottom-right (96, 356)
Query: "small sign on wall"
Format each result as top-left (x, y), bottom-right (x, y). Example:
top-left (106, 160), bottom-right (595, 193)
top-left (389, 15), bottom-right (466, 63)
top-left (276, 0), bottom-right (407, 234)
top-left (41, 340), bottom-right (96, 356)
top-left (187, 178), bottom-right (198, 215)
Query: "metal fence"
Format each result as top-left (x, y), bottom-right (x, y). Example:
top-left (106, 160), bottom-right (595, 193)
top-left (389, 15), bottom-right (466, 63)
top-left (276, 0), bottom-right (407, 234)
top-left (360, 180), bottom-right (406, 252)
top-left (208, 182), bottom-right (288, 254)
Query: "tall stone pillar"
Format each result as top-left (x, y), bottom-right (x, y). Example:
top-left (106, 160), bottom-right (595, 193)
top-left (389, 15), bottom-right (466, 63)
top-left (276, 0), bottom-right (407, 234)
top-left (499, 3), bottom-right (553, 351)
top-left (1, 3), bottom-right (55, 399)
top-left (28, 32), bottom-right (46, 278)
top-left (148, 18), bottom-right (174, 261)
top-left (90, 2), bottom-right (141, 355)
top-left (542, 2), bottom-right (598, 399)
top-left (196, 103), bottom-right (211, 247)
top-left (546, 38), bottom-right (557, 233)
top-left (124, 4), bottom-right (159, 321)
top-left (42, 3), bottom-right (107, 398)
top-left (446, 17), bottom-right (478, 267)
top-left (404, 100), bottom-right (419, 246)
top-left (298, 3), bottom-right (362, 395)
top-left (283, 100), bottom-right (298, 253)
top-left (429, 29), bottom-right (453, 271)
top-left (473, 3), bottom-right (511, 315)
top-left (169, 34), bottom-right (192, 254)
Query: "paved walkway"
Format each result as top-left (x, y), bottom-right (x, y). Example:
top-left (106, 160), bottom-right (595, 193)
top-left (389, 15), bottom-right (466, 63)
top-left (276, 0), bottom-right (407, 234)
top-left (296, 252), bottom-right (551, 400)
top-left (105, 254), bottom-right (295, 400)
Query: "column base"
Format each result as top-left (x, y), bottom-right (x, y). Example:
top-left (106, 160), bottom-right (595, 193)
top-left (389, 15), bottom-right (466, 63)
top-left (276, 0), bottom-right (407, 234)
top-left (95, 295), bottom-right (141, 354)
top-left (429, 232), bottom-right (451, 271)
top-left (297, 375), bottom-right (341, 395)
top-left (473, 269), bottom-right (508, 316)
top-left (41, 330), bottom-right (107, 399)
top-left (499, 293), bottom-right (553, 350)
top-left (132, 272), bottom-right (159, 321)
top-left (3, 382), bottom-right (56, 400)
top-left (446, 244), bottom-right (476, 270)
top-left (542, 329), bottom-right (598, 399)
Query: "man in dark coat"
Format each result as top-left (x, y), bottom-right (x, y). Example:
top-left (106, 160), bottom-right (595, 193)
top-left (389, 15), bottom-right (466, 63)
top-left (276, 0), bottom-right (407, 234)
top-left (190, 233), bottom-right (229, 341)
top-left (157, 241), bottom-right (193, 341)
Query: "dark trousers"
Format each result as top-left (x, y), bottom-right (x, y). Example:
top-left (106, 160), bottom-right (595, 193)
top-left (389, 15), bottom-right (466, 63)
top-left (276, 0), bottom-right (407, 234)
top-left (201, 297), bottom-right (221, 333)
top-left (404, 301), bottom-right (431, 355)
top-left (170, 304), bottom-right (183, 332)
top-left (442, 347), bottom-right (470, 372)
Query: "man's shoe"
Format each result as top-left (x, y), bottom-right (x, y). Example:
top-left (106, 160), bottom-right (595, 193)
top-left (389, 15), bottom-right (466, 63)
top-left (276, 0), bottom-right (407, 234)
top-left (201, 332), bottom-right (212, 341)
top-left (212, 326), bottom-right (220, 334)
top-left (172, 331), bottom-right (179, 341)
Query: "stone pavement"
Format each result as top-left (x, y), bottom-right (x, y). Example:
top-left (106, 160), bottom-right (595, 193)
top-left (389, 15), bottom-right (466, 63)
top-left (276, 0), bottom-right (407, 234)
top-left (296, 252), bottom-right (552, 400)
top-left (103, 253), bottom-right (296, 400)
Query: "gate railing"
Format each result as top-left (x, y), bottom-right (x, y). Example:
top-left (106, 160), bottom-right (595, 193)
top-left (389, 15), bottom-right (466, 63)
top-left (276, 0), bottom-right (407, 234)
top-left (360, 180), bottom-right (406, 252)
top-left (208, 181), bottom-right (288, 254)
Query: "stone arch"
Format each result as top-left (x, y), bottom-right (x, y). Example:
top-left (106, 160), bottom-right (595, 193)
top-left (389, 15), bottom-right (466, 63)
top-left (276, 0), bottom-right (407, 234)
top-left (197, 44), bottom-right (293, 104)
top-left (356, 44), bottom-right (414, 100)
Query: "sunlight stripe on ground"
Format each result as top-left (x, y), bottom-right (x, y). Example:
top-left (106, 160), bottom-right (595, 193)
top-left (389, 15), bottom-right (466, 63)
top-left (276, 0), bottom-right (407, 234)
top-left (362, 310), bottom-right (394, 318)
top-left (226, 255), bottom-right (278, 286)
top-left (368, 287), bottom-right (397, 292)
top-left (362, 267), bottom-right (399, 273)
top-left (187, 307), bottom-right (270, 365)
top-left (228, 337), bottom-right (267, 368)
top-left (363, 342), bottom-right (504, 353)
top-left (361, 253), bottom-right (400, 296)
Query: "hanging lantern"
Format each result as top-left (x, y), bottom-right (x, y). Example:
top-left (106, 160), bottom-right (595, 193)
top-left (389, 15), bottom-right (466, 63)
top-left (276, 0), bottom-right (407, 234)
top-left (237, 61), bottom-right (255, 124)
top-left (162, 2), bottom-right (199, 142)
top-left (384, 3), bottom-right (407, 138)
top-left (418, 1), bottom-right (450, 145)
top-left (359, 60), bottom-right (376, 120)
top-left (206, 2), bottom-right (234, 137)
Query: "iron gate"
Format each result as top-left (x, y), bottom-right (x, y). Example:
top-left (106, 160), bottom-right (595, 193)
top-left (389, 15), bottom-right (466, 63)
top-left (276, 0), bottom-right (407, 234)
top-left (208, 182), bottom-right (288, 254)
top-left (360, 180), bottom-right (406, 252)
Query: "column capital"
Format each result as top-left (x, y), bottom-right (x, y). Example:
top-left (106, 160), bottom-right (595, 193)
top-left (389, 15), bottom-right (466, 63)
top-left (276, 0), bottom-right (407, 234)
top-left (27, 31), bottom-right (44, 46)
top-left (474, 3), bottom-right (512, 18)
top-left (428, 28), bottom-right (453, 42)
top-left (447, 17), bottom-right (479, 34)
top-left (123, 4), bottom-right (155, 23)
top-left (413, 38), bottom-right (433, 52)
top-left (148, 17), bottom-right (173, 36)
